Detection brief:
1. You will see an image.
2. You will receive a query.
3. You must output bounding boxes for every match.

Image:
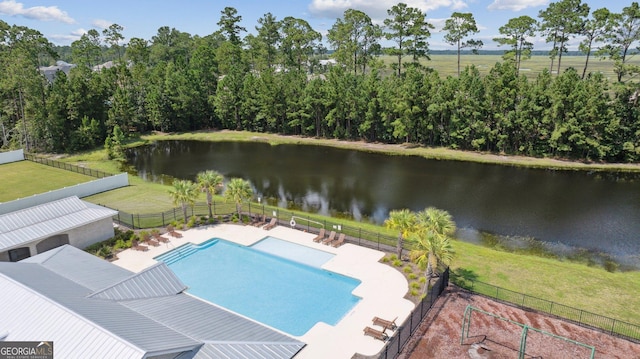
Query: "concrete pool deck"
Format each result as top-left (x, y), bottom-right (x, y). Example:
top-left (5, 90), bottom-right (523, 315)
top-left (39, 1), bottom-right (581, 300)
top-left (113, 223), bottom-right (414, 359)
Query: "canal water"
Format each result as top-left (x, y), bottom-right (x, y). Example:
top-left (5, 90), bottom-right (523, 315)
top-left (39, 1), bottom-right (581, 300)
top-left (126, 140), bottom-right (640, 267)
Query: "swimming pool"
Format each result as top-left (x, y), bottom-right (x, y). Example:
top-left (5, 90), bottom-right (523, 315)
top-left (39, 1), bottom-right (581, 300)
top-left (155, 237), bottom-right (361, 336)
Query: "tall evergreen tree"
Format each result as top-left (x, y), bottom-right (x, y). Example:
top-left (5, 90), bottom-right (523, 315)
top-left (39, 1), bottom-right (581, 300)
top-left (384, 3), bottom-right (433, 76)
top-left (328, 9), bottom-right (382, 74)
top-left (217, 6), bottom-right (246, 45)
top-left (443, 12), bottom-right (483, 77)
top-left (603, 2), bottom-right (640, 82)
top-left (494, 16), bottom-right (537, 75)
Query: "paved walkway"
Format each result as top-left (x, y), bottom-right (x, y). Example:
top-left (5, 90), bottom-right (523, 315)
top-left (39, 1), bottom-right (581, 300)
top-left (113, 223), bottom-right (414, 359)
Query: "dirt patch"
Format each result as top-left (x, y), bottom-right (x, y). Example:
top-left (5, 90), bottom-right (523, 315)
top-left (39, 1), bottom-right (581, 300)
top-left (400, 286), bottom-right (640, 359)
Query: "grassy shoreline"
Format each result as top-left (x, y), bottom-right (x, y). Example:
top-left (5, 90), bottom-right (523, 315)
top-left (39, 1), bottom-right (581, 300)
top-left (136, 130), bottom-right (640, 172)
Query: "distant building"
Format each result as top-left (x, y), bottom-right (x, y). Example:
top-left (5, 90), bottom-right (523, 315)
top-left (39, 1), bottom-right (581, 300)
top-left (39, 60), bottom-right (76, 82)
top-left (318, 59), bottom-right (337, 66)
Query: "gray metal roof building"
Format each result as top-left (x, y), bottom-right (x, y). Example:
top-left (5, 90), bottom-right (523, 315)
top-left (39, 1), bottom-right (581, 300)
top-left (0, 196), bottom-right (117, 251)
top-left (0, 245), bottom-right (305, 359)
top-left (0, 196), bottom-right (118, 262)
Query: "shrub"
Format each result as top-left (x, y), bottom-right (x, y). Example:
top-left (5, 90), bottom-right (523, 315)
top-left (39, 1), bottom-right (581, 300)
top-left (410, 288), bottom-right (420, 297)
top-left (419, 276), bottom-right (427, 284)
top-left (113, 239), bottom-right (127, 250)
top-left (381, 256), bottom-right (390, 263)
top-left (403, 265), bottom-right (413, 273)
top-left (604, 260), bottom-right (619, 273)
top-left (139, 230), bottom-right (150, 241)
top-left (408, 273), bottom-right (417, 280)
top-left (186, 216), bottom-right (197, 228)
top-left (392, 259), bottom-right (403, 267)
top-left (389, 254), bottom-right (398, 261)
top-left (410, 282), bottom-right (421, 289)
top-left (96, 245), bottom-right (113, 259)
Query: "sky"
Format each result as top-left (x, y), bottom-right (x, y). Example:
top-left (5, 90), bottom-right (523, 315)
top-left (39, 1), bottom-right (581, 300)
top-left (0, 0), bottom-right (629, 51)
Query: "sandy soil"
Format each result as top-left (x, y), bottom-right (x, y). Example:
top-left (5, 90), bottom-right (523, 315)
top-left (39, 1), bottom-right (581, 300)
top-left (400, 286), bottom-right (640, 359)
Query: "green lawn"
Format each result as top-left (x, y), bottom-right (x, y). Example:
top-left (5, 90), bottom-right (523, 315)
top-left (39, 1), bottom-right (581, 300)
top-left (452, 241), bottom-right (640, 323)
top-left (31, 133), bottom-right (640, 325)
top-left (0, 161), bottom-right (94, 202)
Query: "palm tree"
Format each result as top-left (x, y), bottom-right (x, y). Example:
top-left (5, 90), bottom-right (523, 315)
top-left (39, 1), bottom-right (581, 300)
top-left (410, 207), bottom-right (456, 292)
top-left (168, 179), bottom-right (198, 222)
top-left (196, 170), bottom-right (224, 218)
top-left (384, 209), bottom-right (417, 259)
top-left (224, 178), bottom-right (253, 220)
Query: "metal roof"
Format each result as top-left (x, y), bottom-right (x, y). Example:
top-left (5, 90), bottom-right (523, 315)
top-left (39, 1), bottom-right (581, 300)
top-left (89, 262), bottom-right (187, 300)
top-left (0, 245), bottom-right (304, 359)
top-left (188, 343), bottom-right (305, 359)
top-left (0, 273), bottom-right (145, 359)
top-left (124, 293), bottom-right (304, 343)
top-left (0, 196), bottom-right (117, 251)
top-left (0, 262), bottom-right (202, 356)
top-left (21, 244), bottom-right (132, 290)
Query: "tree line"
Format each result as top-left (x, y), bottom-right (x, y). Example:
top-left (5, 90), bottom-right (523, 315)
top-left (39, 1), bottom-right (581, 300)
top-left (1, 2), bottom-right (640, 162)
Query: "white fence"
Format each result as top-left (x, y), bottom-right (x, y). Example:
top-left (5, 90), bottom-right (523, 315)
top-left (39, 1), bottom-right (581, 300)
top-left (0, 149), bottom-right (24, 164)
top-left (0, 173), bottom-right (128, 214)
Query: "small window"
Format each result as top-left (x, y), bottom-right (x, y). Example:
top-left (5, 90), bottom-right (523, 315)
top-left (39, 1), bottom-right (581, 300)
top-left (8, 247), bottom-right (31, 262)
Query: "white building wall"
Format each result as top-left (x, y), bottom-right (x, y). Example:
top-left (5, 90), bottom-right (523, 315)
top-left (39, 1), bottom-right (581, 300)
top-left (68, 218), bottom-right (115, 249)
top-left (0, 149), bottom-right (24, 164)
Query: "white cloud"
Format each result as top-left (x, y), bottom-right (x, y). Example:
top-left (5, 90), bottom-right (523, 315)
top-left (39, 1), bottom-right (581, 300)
top-left (71, 28), bottom-right (87, 36)
top-left (488, 0), bottom-right (549, 11)
top-left (0, 0), bottom-right (74, 24)
top-left (308, 0), bottom-right (469, 22)
top-left (48, 28), bottom-right (86, 44)
top-left (91, 19), bottom-right (113, 30)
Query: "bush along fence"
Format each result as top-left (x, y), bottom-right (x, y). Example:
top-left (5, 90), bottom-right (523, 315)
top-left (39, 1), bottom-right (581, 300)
top-left (377, 268), bottom-right (450, 359)
top-left (451, 276), bottom-right (640, 343)
top-left (24, 153), bottom-right (114, 178)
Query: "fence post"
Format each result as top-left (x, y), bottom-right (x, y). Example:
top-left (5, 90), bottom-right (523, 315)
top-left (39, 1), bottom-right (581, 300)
top-left (579, 311), bottom-right (583, 326)
top-left (611, 319), bottom-right (616, 335)
top-left (162, 213), bottom-right (165, 227)
top-left (131, 214), bottom-right (135, 229)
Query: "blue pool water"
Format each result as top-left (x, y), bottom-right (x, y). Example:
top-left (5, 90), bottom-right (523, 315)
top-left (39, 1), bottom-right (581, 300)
top-left (251, 236), bottom-right (335, 267)
top-left (155, 237), bottom-right (361, 336)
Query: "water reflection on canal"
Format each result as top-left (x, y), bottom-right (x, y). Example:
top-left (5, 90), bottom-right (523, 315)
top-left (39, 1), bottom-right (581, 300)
top-left (126, 140), bottom-right (640, 267)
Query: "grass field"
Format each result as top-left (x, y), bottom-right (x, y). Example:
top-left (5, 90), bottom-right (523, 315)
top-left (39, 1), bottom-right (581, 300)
top-left (451, 240), bottom-right (640, 323)
top-left (0, 161), bottom-right (94, 202)
top-left (381, 54), bottom-right (640, 81)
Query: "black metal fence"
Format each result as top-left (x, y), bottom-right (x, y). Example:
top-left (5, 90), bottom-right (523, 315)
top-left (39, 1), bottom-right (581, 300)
top-left (108, 201), bottom-right (400, 250)
top-left (377, 268), bottom-right (450, 359)
top-left (24, 153), bottom-right (114, 178)
top-left (451, 277), bottom-right (640, 343)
